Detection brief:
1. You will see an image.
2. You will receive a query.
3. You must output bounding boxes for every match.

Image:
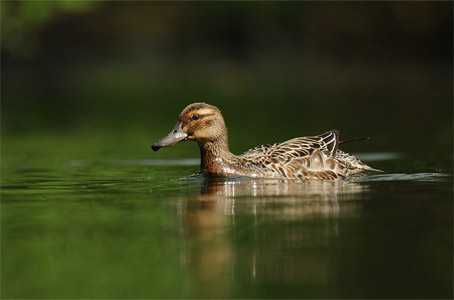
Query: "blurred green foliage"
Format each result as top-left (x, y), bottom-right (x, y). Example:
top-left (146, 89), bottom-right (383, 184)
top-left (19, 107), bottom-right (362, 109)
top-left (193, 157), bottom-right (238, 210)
top-left (1, 1), bottom-right (452, 164)
top-left (1, 1), bottom-right (98, 59)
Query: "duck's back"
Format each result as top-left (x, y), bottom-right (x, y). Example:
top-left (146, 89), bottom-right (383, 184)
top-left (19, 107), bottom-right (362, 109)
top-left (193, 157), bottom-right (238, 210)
top-left (238, 130), bottom-right (372, 179)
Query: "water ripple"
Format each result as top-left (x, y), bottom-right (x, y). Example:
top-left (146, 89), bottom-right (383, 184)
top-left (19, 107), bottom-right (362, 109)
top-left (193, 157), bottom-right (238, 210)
top-left (353, 172), bottom-right (451, 182)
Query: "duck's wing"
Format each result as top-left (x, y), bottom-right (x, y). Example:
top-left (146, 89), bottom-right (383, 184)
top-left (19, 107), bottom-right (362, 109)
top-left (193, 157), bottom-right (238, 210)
top-left (238, 130), bottom-right (374, 178)
top-left (239, 130), bottom-right (340, 162)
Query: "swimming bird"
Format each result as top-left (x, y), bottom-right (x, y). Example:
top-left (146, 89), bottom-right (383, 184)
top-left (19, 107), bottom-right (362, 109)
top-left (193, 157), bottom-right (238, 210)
top-left (152, 103), bottom-right (375, 180)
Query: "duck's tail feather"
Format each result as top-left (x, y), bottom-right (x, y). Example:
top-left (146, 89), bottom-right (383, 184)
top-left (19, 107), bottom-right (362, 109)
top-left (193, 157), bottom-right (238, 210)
top-left (339, 136), bottom-right (370, 146)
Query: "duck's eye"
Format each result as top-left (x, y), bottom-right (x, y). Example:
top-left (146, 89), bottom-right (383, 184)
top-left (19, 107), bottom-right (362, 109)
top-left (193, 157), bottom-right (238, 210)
top-left (192, 114), bottom-right (200, 121)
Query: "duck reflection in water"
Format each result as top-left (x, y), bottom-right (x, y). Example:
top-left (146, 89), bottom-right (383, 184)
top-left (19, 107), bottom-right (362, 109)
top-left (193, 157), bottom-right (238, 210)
top-left (177, 177), bottom-right (368, 297)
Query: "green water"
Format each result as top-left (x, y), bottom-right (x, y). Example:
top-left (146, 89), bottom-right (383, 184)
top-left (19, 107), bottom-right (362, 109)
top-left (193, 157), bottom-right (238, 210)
top-left (2, 148), bottom-right (452, 298)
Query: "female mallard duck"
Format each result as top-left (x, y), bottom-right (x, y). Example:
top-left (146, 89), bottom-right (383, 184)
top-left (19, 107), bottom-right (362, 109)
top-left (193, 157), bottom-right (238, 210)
top-left (152, 103), bottom-right (374, 180)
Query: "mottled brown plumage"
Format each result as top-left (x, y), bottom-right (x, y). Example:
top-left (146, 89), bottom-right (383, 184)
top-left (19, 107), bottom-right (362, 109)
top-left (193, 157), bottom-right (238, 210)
top-left (152, 103), bottom-right (374, 180)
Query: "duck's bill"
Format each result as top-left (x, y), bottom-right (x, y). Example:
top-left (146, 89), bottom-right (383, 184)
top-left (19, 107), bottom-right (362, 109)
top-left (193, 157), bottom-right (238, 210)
top-left (151, 123), bottom-right (188, 151)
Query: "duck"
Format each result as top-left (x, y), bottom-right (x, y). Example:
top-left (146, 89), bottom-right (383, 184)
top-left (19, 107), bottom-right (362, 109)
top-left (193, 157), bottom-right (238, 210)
top-left (152, 102), bottom-right (375, 180)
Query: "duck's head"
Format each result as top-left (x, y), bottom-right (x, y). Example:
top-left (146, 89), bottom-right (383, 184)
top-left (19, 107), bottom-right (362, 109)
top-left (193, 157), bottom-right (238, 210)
top-left (152, 102), bottom-right (227, 151)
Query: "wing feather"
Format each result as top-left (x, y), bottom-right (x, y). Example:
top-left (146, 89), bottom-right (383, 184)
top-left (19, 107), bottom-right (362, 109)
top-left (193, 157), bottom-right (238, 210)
top-left (239, 130), bottom-right (340, 165)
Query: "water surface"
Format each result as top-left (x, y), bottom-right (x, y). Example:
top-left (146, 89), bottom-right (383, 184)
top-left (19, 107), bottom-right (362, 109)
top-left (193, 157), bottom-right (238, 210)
top-left (1, 153), bottom-right (452, 298)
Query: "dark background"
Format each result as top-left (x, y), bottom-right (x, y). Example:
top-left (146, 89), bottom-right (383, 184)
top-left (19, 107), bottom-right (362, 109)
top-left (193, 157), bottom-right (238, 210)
top-left (2, 1), bottom-right (452, 163)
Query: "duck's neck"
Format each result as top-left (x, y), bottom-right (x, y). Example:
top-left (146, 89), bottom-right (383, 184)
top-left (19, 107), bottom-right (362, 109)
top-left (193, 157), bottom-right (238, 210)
top-left (198, 135), bottom-right (237, 175)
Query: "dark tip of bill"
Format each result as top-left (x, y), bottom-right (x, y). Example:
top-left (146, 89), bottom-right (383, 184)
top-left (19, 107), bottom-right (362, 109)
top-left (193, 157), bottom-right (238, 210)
top-left (151, 144), bottom-right (160, 151)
